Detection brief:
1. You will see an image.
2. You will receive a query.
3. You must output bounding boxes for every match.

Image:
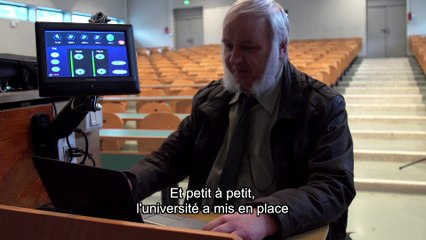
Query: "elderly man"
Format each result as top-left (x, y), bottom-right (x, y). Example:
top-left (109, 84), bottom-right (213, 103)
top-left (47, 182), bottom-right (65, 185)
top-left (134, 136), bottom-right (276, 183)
top-left (126, 0), bottom-right (355, 239)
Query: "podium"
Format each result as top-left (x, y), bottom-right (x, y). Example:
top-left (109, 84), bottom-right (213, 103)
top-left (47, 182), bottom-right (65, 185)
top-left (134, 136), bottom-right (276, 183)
top-left (0, 204), bottom-right (240, 240)
top-left (0, 204), bottom-right (328, 240)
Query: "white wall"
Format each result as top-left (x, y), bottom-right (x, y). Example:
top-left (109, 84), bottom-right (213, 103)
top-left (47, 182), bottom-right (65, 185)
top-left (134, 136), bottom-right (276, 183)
top-left (407, 0), bottom-right (426, 36)
top-left (171, 0), bottom-right (234, 46)
top-left (2, 0), bottom-right (425, 56)
top-left (128, 0), bottom-right (173, 49)
top-left (283, 0), bottom-right (367, 56)
top-left (0, 0), bottom-right (127, 56)
top-left (0, 19), bottom-right (35, 55)
top-left (203, 6), bottom-right (229, 45)
top-left (129, 0), bottom-right (368, 55)
top-left (128, 0), bottom-right (233, 49)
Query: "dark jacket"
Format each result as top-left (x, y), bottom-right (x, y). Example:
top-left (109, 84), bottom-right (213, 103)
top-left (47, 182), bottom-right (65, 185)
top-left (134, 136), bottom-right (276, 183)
top-left (126, 62), bottom-right (355, 239)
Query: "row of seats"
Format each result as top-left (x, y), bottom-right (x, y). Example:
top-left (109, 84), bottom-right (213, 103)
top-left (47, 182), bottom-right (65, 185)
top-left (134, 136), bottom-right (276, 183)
top-left (138, 44), bottom-right (223, 86)
top-left (409, 35), bottom-right (426, 74)
top-left (101, 38), bottom-right (362, 153)
top-left (136, 38), bottom-right (361, 89)
top-left (289, 38), bottom-right (362, 85)
top-left (102, 112), bottom-right (181, 153)
top-left (103, 100), bottom-right (191, 115)
top-left (132, 38), bottom-right (362, 113)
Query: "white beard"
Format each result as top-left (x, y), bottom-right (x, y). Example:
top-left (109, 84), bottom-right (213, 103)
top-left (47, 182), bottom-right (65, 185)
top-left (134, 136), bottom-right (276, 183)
top-left (222, 45), bottom-right (282, 97)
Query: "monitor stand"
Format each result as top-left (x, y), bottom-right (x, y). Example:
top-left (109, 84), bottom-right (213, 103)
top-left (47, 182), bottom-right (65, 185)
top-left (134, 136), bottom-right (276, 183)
top-left (31, 96), bottom-right (101, 159)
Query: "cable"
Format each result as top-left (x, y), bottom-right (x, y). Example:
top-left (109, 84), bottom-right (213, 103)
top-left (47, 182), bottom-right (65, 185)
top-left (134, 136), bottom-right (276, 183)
top-left (0, 82), bottom-right (8, 93)
top-left (75, 128), bottom-right (96, 167)
top-left (51, 102), bottom-right (58, 116)
top-left (75, 128), bottom-right (89, 165)
top-left (65, 134), bottom-right (83, 162)
top-left (64, 129), bottom-right (96, 167)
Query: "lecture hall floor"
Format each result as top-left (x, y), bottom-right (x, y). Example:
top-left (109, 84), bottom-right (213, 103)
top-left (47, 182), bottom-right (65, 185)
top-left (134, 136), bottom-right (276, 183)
top-left (126, 57), bottom-right (426, 240)
top-left (339, 57), bottom-right (426, 240)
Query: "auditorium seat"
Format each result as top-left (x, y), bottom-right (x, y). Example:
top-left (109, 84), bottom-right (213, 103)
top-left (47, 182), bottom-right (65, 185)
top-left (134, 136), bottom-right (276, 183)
top-left (138, 102), bottom-right (173, 113)
top-left (101, 112), bottom-right (125, 151)
top-left (137, 88), bottom-right (168, 110)
top-left (174, 87), bottom-right (198, 113)
top-left (409, 35), bottom-right (426, 74)
top-left (137, 113), bottom-right (181, 153)
top-left (102, 102), bottom-right (126, 113)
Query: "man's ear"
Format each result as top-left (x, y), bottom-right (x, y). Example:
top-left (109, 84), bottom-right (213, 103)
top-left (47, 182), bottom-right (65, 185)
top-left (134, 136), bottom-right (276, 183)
top-left (279, 42), bottom-right (287, 59)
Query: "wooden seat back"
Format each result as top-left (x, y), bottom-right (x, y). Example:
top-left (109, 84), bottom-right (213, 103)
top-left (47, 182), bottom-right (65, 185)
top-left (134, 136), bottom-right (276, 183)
top-left (138, 102), bottom-right (173, 113)
top-left (137, 113), bottom-right (181, 153)
top-left (101, 112), bottom-right (124, 151)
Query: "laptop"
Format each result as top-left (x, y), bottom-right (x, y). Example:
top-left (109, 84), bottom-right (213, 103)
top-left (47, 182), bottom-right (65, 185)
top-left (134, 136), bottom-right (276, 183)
top-left (32, 155), bottom-right (207, 229)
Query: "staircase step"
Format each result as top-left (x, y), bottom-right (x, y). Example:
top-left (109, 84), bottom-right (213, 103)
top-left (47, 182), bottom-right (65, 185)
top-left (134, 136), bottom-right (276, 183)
top-left (348, 116), bottom-right (426, 131)
top-left (350, 69), bottom-right (423, 73)
top-left (344, 94), bottom-right (425, 104)
top-left (355, 178), bottom-right (426, 193)
top-left (353, 58), bottom-right (418, 63)
top-left (342, 75), bottom-right (426, 81)
top-left (336, 57), bottom-right (426, 194)
top-left (347, 67), bottom-right (423, 71)
top-left (345, 104), bottom-right (426, 116)
top-left (337, 86), bottom-right (426, 94)
top-left (354, 160), bottom-right (426, 193)
top-left (355, 149), bottom-right (426, 162)
top-left (352, 130), bottom-right (426, 152)
top-left (339, 81), bottom-right (426, 87)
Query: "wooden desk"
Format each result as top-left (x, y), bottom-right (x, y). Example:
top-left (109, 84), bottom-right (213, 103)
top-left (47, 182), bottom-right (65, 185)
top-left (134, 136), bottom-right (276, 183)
top-left (287, 226), bottom-right (329, 240)
top-left (103, 96), bottom-right (193, 102)
top-left (117, 113), bottom-right (189, 121)
top-left (100, 129), bottom-right (174, 154)
top-left (187, 214), bottom-right (329, 240)
top-left (0, 204), bottom-right (239, 240)
top-left (100, 129), bottom-right (173, 141)
top-left (0, 204), bottom-right (328, 240)
top-left (140, 84), bottom-right (207, 89)
top-left (0, 105), bottom-right (53, 208)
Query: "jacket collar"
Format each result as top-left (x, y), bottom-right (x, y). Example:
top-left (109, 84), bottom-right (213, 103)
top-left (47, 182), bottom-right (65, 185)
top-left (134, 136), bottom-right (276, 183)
top-left (200, 61), bottom-right (305, 125)
top-left (199, 84), bottom-right (233, 131)
top-left (277, 61), bottom-right (305, 120)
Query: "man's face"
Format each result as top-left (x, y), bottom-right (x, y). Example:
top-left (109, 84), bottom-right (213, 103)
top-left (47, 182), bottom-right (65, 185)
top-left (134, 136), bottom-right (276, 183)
top-left (222, 16), bottom-right (273, 91)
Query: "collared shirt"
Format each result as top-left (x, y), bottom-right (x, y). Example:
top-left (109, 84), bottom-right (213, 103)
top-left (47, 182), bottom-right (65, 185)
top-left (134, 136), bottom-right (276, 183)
top-left (203, 64), bottom-right (283, 207)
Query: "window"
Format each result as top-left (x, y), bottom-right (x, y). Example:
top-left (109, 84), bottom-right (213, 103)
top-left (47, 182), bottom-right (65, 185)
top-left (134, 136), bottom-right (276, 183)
top-left (0, 2), bottom-right (123, 24)
top-left (108, 17), bottom-right (125, 24)
top-left (36, 8), bottom-right (63, 22)
top-left (71, 13), bottom-right (91, 23)
top-left (0, 3), bottom-right (27, 20)
top-left (109, 18), bottom-right (119, 24)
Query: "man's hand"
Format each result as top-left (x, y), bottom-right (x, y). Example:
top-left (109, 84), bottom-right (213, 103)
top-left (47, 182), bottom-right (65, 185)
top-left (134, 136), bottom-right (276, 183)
top-left (203, 209), bottom-right (278, 240)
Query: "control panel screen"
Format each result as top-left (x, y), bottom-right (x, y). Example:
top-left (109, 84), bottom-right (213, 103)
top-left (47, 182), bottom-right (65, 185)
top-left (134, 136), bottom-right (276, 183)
top-left (44, 30), bottom-right (129, 78)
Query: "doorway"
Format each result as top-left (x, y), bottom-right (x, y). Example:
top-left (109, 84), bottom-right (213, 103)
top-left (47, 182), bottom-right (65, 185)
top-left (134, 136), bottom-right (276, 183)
top-left (367, 1), bottom-right (406, 57)
top-left (174, 7), bottom-right (204, 49)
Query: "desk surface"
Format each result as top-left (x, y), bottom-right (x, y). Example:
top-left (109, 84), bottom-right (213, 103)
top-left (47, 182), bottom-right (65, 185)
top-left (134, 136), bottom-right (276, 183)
top-left (140, 84), bottom-right (206, 88)
top-left (103, 96), bottom-right (193, 102)
top-left (100, 129), bottom-right (173, 140)
top-left (0, 204), bottom-right (328, 240)
top-left (185, 214), bottom-right (329, 240)
top-left (0, 204), bottom-right (239, 240)
top-left (117, 113), bottom-right (189, 120)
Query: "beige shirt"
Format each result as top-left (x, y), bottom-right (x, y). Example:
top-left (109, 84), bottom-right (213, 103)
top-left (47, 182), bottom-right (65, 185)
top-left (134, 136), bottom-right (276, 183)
top-left (203, 65), bottom-right (283, 207)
